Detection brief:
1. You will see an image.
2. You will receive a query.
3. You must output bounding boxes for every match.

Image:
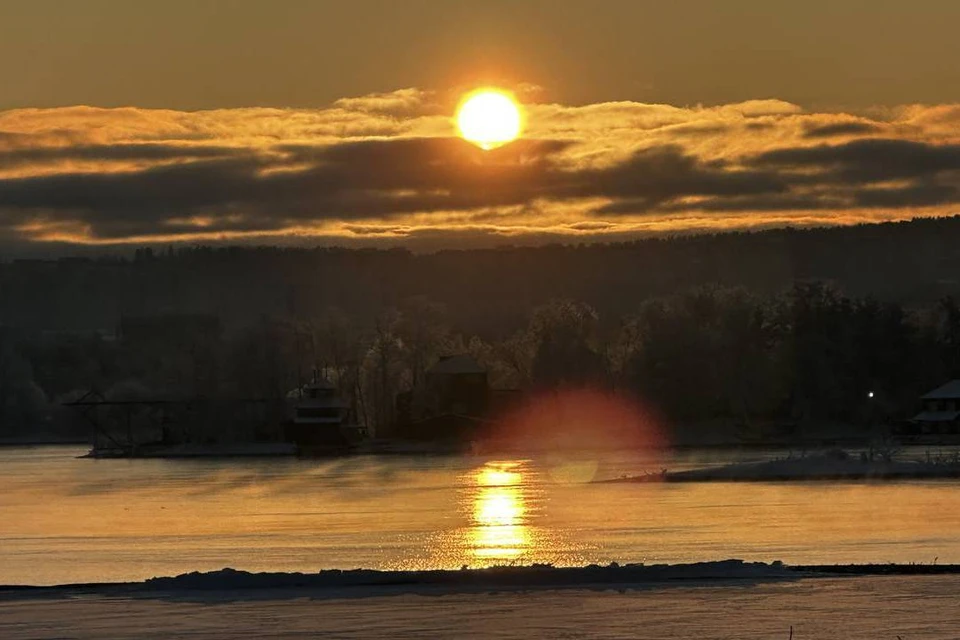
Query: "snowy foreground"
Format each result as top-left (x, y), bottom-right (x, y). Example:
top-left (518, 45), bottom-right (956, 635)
top-left (604, 450), bottom-right (960, 482)
top-left (2, 564), bottom-right (960, 639)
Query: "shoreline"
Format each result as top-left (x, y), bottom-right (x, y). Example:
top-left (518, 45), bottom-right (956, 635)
top-left (4, 561), bottom-right (960, 596)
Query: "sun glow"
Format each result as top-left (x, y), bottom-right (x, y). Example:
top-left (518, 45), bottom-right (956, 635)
top-left (456, 89), bottom-right (523, 150)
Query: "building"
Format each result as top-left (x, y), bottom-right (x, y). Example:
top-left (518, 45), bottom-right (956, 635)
top-left (899, 380), bottom-right (960, 441)
top-left (424, 354), bottom-right (489, 417)
top-left (394, 354), bottom-right (491, 442)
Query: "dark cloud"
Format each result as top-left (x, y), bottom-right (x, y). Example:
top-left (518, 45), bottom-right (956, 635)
top-left (803, 122), bottom-right (882, 138)
top-left (658, 123), bottom-right (730, 137)
top-left (0, 138), bottom-right (577, 237)
top-left (751, 138), bottom-right (960, 183)
top-left (0, 139), bottom-right (786, 236)
top-left (2, 133), bottom-right (960, 242)
top-left (0, 157), bottom-right (264, 215)
top-left (854, 182), bottom-right (960, 208)
top-left (566, 221), bottom-right (617, 231)
top-left (588, 146), bottom-right (786, 213)
top-left (658, 193), bottom-right (845, 213)
top-left (281, 137), bottom-right (572, 196)
top-left (0, 143), bottom-right (242, 168)
top-left (295, 143), bottom-right (785, 218)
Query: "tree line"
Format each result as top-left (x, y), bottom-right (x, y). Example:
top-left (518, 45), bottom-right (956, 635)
top-left (2, 282), bottom-right (959, 438)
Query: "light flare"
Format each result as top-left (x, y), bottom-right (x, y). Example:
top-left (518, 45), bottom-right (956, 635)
top-left (478, 387), bottom-right (668, 459)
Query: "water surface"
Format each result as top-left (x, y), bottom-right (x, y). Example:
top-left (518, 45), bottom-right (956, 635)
top-left (2, 446), bottom-right (959, 585)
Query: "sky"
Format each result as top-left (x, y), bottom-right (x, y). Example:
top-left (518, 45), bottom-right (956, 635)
top-left (1, 0), bottom-right (959, 252)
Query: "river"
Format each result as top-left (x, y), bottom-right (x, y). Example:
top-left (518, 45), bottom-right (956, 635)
top-left (3, 445), bottom-right (960, 586)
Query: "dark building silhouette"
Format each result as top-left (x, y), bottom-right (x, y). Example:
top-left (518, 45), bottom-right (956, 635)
top-left (395, 354), bottom-right (490, 442)
top-left (424, 355), bottom-right (489, 416)
top-left (900, 380), bottom-right (960, 440)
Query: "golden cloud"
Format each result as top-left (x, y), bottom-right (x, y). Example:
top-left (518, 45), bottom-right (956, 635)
top-left (0, 88), bottom-right (958, 247)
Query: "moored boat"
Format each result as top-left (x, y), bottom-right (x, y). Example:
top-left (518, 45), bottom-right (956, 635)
top-left (285, 380), bottom-right (367, 455)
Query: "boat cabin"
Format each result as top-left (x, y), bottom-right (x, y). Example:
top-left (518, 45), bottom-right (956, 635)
top-left (293, 381), bottom-right (347, 425)
top-left (286, 380), bottom-right (366, 452)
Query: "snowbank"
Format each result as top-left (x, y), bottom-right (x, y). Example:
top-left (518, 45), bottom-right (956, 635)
top-left (141, 560), bottom-right (792, 592)
top-left (603, 450), bottom-right (960, 483)
top-left (0, 561), bottom-right (796, 598)
top-left (8, 560), bottom-right (960, 601)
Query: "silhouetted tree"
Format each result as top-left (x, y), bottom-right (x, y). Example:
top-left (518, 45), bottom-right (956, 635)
top-left (529, 300), bottom-right (604, 387)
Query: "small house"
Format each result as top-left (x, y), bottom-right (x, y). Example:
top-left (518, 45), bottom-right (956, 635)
top-left (424, 354), bottom-right (489, 417)
top-left (394, 354), bottom-right (490, 442)
top-left (906, 380), bottom-right (960, 436)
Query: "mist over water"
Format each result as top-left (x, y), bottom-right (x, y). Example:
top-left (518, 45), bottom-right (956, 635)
top-left (4, 446), bottom-right (960, 586)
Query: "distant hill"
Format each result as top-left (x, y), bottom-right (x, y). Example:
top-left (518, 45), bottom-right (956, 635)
top-left (2, 215), bottom-right (960, 334)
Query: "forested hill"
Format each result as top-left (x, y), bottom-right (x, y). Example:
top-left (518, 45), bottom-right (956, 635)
top-left (2, 215), bottom-right (959, 335)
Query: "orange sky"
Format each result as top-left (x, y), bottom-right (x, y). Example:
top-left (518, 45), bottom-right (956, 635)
top-left (0, 1), bottom-right (958, 251)
top-left (4, 1), bottom-right (960, 110)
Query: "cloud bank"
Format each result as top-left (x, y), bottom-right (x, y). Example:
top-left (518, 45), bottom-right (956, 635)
top-left (0, 91), bottom-right (958, 249)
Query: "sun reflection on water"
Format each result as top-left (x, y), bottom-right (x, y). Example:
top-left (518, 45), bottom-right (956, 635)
top-left (410, 458), bottom-right (591, 570)
top-left (469, 462), bottom-right (530, 561)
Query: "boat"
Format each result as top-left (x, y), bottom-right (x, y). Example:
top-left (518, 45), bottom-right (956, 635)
top-left (285, 380), bottom-right (367, 455)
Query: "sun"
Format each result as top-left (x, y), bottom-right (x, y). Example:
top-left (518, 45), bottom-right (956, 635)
top-left (456, 89), bottom-right (523, 150)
